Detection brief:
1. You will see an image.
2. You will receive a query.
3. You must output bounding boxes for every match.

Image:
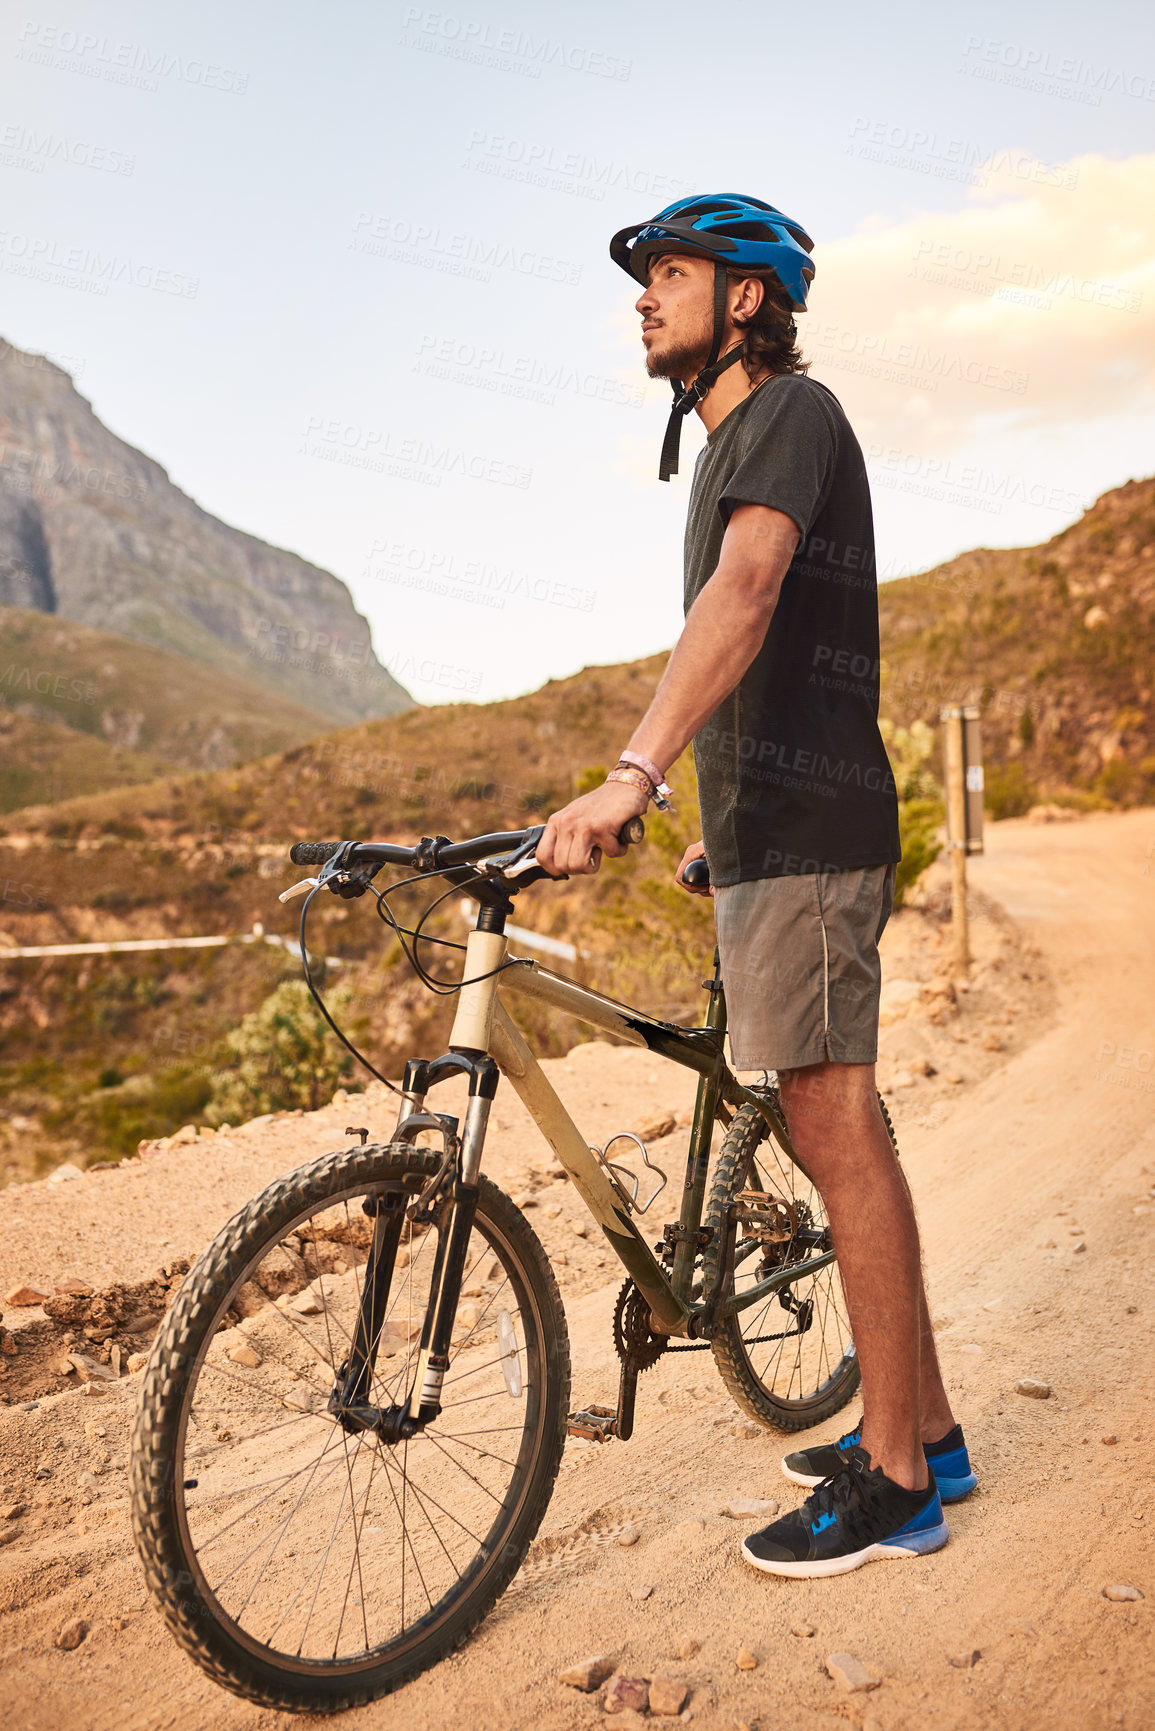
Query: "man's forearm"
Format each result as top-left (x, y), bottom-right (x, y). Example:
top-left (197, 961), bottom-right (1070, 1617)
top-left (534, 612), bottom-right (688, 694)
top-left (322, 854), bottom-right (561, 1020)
top-left (626, 570), bottom-right (781, 774)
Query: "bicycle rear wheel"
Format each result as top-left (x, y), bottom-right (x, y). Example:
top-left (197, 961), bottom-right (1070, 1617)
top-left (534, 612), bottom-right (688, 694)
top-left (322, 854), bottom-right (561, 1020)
top-left (131, 1142), bottom-right (569, 1713)
top-left (703, 1101), bottom-right (858, 1431)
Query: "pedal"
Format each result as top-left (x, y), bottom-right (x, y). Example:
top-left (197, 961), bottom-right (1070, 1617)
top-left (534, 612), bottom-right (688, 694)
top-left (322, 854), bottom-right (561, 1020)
top-left (566, 1404), bottom-right (619, 1443)
top-left (732, 1190), bottom-right (797, 1243)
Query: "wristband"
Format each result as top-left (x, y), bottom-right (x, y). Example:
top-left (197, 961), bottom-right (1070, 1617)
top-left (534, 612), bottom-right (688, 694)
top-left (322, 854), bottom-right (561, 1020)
top-left (619, 749), bottom-right (666, 787)
top-left (607, 763), bottom-right (676, 814)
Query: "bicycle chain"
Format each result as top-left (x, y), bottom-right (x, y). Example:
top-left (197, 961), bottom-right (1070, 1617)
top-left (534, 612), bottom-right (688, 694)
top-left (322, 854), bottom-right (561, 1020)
top-left (662, 1325), bottom-right (806, 1352)
top-left (613, 1280), bottom-right (805, 1353)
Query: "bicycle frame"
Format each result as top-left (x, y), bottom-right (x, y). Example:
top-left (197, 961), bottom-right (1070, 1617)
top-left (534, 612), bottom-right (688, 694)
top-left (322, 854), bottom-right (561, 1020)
top-left (393, 911), bottom-right (837, 1344)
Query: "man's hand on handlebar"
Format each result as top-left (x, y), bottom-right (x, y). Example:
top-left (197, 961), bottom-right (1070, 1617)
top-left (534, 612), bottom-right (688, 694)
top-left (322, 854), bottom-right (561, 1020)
top-left (536, 779), bottom-right (649, 878)
top-left (676, 840), bottom-right (713, 896)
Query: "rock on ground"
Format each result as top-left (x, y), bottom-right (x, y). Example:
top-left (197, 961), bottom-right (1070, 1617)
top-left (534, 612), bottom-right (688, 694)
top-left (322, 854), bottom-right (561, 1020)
top-left (603, 1673), bottom-right (649, 1714)
top-left (54, 1617), bottom-right (88, 1651)
top-left (557, 1654), bottom-right (615, 1691)
top-left (826, 1652), bottom-right (879, 1692)
top-left (649, 1674), bottom-right (689, 1716)
top-left (670, 1636), bottom-right (700, 1660)
top-left (721, 1497), bottom-right (779, 1519)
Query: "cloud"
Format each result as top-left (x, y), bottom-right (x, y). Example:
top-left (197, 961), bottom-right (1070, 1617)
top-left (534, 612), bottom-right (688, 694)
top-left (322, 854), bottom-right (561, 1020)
top-left (607, 155), bottom-right (1155, 570)
top-left (805, 150), bottom-right (1155, 449)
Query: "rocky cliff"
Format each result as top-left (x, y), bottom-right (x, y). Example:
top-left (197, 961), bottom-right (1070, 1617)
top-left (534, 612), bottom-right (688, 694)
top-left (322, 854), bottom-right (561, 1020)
top-left (0, 339), bottom-right (410, 724)
top-left (877, 475), bottom-right (1155, 806)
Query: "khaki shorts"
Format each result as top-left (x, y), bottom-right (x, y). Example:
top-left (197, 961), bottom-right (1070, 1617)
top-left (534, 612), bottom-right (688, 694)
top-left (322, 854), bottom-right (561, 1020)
top-left (713, 864), bottom-right (897, 1072)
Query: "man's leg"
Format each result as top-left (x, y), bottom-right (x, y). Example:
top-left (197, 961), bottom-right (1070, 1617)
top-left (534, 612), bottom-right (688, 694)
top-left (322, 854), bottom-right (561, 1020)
top-left (777, 1059), bottom-right (953, 1489)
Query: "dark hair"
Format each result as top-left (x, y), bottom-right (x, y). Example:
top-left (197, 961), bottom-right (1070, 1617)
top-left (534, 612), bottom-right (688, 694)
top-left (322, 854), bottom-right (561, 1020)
top-left (727, 270), bottom-right (809, 379)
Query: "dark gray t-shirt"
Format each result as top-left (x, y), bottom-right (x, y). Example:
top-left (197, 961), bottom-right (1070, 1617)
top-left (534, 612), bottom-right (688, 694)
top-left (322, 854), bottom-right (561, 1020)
top-left (684, 373), bottom-right (900, 886)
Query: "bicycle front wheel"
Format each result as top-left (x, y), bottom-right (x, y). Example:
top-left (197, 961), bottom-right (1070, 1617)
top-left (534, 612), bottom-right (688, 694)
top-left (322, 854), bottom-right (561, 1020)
top-left (703, 1100), bottom-right (859, 1432)
top-left (131, 1142), bottom-right (569, 1713)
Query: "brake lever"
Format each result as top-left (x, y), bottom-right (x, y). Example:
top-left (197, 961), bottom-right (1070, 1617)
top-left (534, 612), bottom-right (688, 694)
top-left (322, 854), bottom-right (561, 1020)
top-left (478, 815), bottom-right (643, 887)
top-left (279, 876), bottom-right (320, 904)
top-left (477, 825), bottom-right (546, 879)
top-left (313, 843), bottom-right (379, 901)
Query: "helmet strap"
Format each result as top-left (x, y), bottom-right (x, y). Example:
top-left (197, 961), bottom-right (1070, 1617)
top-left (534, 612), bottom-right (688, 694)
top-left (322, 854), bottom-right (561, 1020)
top-left (658, 260), bottom-right (746, 482)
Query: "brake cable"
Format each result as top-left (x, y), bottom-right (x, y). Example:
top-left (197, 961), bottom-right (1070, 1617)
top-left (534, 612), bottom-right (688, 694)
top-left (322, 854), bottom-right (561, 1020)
top-left (295, 859), bottom-right (526, 1094)
top-left (373, 875), bottom-right (522, 997)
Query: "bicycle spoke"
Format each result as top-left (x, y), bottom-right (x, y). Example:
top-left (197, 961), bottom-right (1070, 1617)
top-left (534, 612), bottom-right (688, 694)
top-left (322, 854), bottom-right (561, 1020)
top-left (143, 1155), bottom-right (559, 1690)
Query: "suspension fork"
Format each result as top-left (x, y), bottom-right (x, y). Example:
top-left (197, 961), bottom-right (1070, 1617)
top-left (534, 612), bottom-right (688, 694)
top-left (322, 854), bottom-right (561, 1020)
top-left (400, 1052), bottom-right (496, 1425)
top-left (335, 1185), bottom-right (409, 1410)
top-left (333, 1051), bottom-right (498, 1441)
top-left (405, 1179), bottom-right (481, 1425)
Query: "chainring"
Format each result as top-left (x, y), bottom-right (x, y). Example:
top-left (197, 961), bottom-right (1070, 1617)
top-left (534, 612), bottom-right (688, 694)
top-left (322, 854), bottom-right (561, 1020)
top-left (612, 1280), bottom-right (668, 1373)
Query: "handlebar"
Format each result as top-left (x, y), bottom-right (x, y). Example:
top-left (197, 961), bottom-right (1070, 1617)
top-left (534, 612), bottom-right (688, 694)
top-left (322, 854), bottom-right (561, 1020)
top-left (287, 816), bottom-right (645, 886)
top-left (289, 828), bottom-right (546, 873)
top-left (289, 841), bottom-right (353, 866)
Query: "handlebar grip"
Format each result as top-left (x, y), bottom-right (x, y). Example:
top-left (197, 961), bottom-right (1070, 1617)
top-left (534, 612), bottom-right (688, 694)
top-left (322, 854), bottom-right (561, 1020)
top-left (682, 856), bottom-right (711, 889)
top-left (618, 816), bottom-right (645, 846)
top-left (289, 841), bottom-right (342, 866)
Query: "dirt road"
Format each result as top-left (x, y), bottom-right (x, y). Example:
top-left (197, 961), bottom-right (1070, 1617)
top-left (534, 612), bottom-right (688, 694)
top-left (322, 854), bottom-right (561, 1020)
top-left (2, 808), bottom-right (1153, 1731)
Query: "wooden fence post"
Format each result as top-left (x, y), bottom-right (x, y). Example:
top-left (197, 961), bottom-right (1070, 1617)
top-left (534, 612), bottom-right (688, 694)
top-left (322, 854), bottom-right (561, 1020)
top-left (942, 707), bottom-right (970, 976)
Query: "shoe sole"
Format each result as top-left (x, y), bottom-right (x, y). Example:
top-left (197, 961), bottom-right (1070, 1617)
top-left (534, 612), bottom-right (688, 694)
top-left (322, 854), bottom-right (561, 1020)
top-left (781, 1462), bottom-right (829, 1489)
top-left (781, 1461), bottom-right (978, 1503)
top-left (741, 1518), bottom-right (950, 1578)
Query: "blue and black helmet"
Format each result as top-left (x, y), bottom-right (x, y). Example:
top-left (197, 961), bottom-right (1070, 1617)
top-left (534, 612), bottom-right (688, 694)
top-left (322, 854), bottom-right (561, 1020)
top-left (610, 195), bottom-right (816, 482)
top-left (610, 193), bottom-right (815, 312)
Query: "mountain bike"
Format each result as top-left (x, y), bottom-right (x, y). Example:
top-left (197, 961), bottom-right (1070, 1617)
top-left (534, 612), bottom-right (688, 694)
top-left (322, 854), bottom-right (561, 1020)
top-left (131, 821), bottom-right (866, 1712)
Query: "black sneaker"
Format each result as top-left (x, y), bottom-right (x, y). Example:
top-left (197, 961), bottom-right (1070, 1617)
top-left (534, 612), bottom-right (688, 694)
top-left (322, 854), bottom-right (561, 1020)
top-left (743, 1444), bottom-right (949, 1578)
top-left (782, 1419), bottom-right (978, 1503)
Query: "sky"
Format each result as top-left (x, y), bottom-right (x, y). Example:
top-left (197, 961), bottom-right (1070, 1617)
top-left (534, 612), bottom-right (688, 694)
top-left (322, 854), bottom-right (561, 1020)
top-left (1, 0), bottom-right (1153, 705)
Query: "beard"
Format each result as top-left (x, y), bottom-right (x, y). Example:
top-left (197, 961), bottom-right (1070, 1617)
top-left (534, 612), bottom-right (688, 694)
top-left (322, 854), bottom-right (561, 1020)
top-left (644, 319), bottom-right (713, 383)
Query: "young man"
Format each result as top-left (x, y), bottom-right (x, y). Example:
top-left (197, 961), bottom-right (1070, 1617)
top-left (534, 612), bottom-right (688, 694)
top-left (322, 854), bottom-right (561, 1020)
top-left (536, 195), bottom-right (976, 1578)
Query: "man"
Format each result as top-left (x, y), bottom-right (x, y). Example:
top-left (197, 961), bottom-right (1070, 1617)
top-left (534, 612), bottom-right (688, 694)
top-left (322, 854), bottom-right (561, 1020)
top-left (536, 195), bottom-right (976, 1578)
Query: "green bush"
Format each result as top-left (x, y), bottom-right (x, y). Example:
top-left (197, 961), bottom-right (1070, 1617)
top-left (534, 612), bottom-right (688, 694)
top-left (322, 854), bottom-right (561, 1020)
top-left (44, 1064), bottom-right (214, 1160)
top-left (984, 762), bottom-right (1038, 820)
top-left (1092, 750), bottom-right (1155, 807)
top-left (1049, 787), bottom-right (1115, 813)
top-left (895, 797), bottom-right (944, 908)
top-left (206, 980), bottom-right (359, 1124)
top-left (879, 718), bottom-right (942, 802)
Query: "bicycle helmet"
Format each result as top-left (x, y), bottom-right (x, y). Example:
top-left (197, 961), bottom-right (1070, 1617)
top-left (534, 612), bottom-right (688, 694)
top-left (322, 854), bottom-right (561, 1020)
top-left (610, 194), bottom-right (815, 481)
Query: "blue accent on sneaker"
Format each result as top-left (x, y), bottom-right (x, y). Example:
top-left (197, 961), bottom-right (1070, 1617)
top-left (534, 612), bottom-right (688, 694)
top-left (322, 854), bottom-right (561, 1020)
top-left (924, 1431), bottom-right (979, 1502)
top-left (783, 1420), bottom-right (978, 1502)
top-left (879, 1489), bottom-right (949, 1553)
top-left (743, 1447), bottom-right (950, 1578)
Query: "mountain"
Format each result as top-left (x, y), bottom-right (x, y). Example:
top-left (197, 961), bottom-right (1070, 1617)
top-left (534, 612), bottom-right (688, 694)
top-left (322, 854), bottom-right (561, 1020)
top-left (0, 606), bottom-right (344, 812)
top-left (2, 475), bottom-right (1154, 1180)
top-left (0, 339), bottom-right (411, 724)
top-left (878, 476), bottom-right (1155, 809)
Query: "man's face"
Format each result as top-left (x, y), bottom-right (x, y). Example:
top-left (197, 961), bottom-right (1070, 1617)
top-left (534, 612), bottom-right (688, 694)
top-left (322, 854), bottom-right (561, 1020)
top-left (635, 252), bottom-right (716, 381)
